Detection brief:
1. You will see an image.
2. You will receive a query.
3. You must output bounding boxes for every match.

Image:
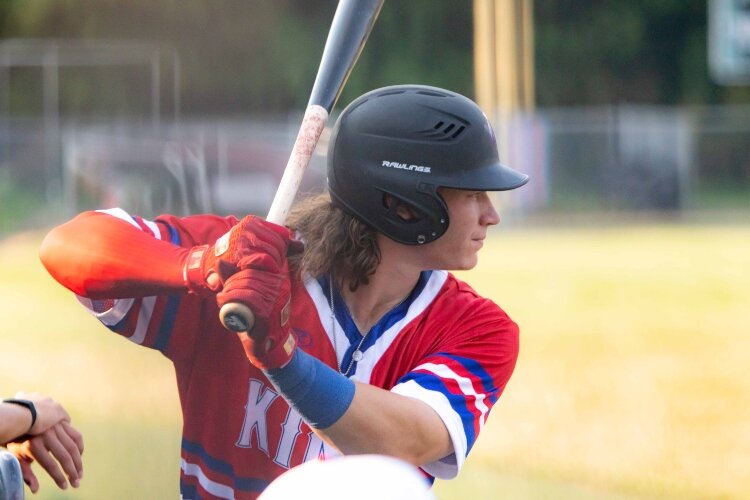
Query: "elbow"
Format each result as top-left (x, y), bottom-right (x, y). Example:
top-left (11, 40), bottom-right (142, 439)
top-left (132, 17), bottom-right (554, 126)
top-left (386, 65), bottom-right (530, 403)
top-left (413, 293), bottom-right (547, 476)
top-left (329, 428), bottom-right (444, 467)
top-left (39, 225), bottom-right (63, 270)
top-left (39, 219), bottom-right (89, 295)
top-left (39, 226), bottom-right (66, 280)
top-left (371, 426), bottom-right (451, 467)
top-left (392, 437), bottom-right (448, 467)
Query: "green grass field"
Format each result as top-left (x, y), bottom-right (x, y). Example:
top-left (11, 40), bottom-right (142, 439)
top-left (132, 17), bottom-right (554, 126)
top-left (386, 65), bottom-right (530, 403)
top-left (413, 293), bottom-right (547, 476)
top-left (1, 222), bottom-right (748, 499)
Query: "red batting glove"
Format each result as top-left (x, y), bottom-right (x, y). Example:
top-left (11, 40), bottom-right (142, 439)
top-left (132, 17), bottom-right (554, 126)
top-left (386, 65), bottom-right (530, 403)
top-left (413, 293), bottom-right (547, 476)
top-left (217, 262), bottom-right (297, 370)
top-left (182, 216), bottom-right (300, 295)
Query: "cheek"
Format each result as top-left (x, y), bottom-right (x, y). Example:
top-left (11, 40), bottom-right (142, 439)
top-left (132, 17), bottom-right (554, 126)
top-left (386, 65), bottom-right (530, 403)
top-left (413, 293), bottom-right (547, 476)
top-left (450, 234), bottom-right (479, 267)
top-left (451, 251), bottom-right (478, 271)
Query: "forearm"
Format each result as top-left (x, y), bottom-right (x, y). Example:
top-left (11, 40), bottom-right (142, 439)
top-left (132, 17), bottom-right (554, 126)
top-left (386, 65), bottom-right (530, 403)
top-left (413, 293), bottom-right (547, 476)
top-left (0, 402), bottom-right (33, 444)
top-left (265, 350), bottom-right (452, 466)
top-left (316, 383), bottom-right (452, 465)
top-left (39, 211), bottom-right (189, 298)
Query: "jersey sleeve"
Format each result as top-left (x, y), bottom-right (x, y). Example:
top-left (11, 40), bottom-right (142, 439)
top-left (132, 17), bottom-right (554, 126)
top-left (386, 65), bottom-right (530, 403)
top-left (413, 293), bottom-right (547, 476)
top-left (390, 295), bottom-right (519, 480)
top-left (73, 208), bottom-right (237, 363)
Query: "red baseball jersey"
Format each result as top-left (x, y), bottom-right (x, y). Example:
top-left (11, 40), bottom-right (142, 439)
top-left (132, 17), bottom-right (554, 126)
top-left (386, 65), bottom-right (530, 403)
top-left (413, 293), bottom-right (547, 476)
top-left (74, 208), bottom-right (520, 499)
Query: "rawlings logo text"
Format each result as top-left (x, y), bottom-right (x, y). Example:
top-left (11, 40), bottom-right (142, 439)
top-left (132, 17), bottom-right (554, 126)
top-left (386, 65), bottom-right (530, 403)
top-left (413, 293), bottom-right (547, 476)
top-left (381, 160), bottom-right (431, 173)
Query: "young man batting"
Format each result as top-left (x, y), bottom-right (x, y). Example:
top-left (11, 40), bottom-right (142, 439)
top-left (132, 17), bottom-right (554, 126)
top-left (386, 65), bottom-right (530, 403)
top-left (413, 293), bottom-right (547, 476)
top-left (40, 85), bottom-right (528, 499)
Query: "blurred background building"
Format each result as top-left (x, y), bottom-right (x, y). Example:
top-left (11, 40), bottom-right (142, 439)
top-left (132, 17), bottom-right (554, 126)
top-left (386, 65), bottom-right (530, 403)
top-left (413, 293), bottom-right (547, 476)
top-left (0, 0), bottom-right (748, 234)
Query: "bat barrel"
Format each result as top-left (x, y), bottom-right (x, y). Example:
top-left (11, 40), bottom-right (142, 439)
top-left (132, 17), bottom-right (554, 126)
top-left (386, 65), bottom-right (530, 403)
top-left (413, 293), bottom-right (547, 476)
top-left (308, 0), bottom-right (385, 111)
top-left (219, 0), bottom-right (384, 333)
top-left (265, 105), bottom-right (329, 225)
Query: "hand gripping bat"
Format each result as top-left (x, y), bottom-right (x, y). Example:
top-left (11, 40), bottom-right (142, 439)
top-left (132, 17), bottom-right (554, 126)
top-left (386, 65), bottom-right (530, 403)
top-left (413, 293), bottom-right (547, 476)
top-left (219, 0), bottom-right (385, 332)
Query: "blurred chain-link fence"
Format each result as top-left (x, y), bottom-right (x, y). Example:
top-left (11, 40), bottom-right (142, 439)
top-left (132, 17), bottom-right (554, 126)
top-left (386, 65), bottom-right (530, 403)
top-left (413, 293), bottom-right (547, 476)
top-left (1, 105), bottom-right (749, 235)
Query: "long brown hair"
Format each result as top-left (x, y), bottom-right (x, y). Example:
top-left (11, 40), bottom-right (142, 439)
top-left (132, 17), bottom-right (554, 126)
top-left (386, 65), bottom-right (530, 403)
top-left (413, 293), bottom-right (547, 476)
top-left (286, 193), bottom-right (380, 291)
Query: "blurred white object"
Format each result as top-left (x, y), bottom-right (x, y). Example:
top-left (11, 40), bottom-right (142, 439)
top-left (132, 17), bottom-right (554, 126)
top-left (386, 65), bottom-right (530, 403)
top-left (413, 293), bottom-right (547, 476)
top-left (0, 451), bottom-right (24, 500)
top-left (259, 454), bottom-right (436, 500)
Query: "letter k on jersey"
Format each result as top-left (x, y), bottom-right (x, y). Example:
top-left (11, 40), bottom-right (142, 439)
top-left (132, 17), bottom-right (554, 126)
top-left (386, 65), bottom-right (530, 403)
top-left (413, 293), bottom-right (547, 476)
top-left (235, 378), bottom-right (325, 469)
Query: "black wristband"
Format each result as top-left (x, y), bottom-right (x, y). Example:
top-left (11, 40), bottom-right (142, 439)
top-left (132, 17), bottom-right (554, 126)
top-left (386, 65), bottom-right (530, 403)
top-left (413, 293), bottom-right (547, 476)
top-left (3, 398), bottom-right (37, 433)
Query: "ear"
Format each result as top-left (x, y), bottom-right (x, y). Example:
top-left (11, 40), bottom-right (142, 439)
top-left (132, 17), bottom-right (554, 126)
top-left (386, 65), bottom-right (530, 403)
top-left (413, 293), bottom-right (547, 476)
top-left (382, 194), bottom-right (420, 222)
top-left (395, 204), bottom-right (418, 221)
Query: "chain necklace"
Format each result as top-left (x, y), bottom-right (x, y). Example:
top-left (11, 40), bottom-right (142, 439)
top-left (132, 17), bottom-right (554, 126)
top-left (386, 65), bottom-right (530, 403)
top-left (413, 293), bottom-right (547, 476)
top-left (329, 274), bottom-right (370, 377)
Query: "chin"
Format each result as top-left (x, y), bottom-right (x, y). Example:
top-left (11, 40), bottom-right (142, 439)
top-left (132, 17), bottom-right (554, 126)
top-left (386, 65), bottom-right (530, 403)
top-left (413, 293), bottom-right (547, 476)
top-left (452, 257), bottom-right (478, 271)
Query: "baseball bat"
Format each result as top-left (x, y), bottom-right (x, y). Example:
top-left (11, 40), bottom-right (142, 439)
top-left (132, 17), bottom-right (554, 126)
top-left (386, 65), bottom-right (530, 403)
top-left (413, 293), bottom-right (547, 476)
top-left (220, 0), bottom-right (385, 332)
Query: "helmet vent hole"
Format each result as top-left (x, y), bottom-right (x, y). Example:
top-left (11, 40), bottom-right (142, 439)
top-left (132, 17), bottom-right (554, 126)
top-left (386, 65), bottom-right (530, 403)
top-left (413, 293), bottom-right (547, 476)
top-left (425, 122), bottom-right (467, 140)
top-left (378, 89), bottom-right (406, 97)
top-left (416, 90), bottom-right (449, 97)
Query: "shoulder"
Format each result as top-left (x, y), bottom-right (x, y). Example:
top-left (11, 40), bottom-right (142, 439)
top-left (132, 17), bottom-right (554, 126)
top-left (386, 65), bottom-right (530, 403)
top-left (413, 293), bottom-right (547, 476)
top-left (434, 272), bottom-right (515, 324)
top-left (420, 272), bottom-right (519, 356)
top-left (154, 213), bottom-right (240, 246)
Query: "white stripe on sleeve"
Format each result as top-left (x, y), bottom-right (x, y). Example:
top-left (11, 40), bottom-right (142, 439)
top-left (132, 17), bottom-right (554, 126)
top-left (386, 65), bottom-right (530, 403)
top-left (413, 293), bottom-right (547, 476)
top-left (143, 218), bottom-right (161, 238)
top-left (96, 208), bottom-right (162, 239)
top-left (128, 296), bottom-right (157, 345)
top-left (413, 362), bottom-right (491, 428)
top-left (96, 207), bottom-right (140, 228)
top-left (76, 295), bottom-right (135, 327)
top-left (391, 379), bottom-right (467, 479)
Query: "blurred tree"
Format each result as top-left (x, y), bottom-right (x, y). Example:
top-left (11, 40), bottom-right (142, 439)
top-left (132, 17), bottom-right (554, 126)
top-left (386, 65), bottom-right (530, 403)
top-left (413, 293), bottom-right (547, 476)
top-left (534, 0), bottom-right (750, 105)
top-left (1, 0), bottom-right (748, 117)
top-left (339, 0), bottom-right (473, 104)
top-left (0, 0), bottom-right (471, 117)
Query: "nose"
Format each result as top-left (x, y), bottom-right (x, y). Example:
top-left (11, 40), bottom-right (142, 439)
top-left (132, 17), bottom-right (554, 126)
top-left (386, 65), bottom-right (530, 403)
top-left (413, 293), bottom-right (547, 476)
top-left (480, 193), bottom-right (501, 226)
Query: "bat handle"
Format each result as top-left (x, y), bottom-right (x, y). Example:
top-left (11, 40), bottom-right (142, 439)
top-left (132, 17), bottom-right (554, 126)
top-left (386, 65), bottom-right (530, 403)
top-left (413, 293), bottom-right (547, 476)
top-left (219, 106), bottom-right (328, 334)
top-left (220, 302), bottom-right (256, 332)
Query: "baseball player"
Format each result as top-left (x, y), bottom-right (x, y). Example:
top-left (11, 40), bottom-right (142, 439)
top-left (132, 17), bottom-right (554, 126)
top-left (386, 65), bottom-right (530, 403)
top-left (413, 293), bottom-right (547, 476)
top-left (40, 85), bottom-right (528, 499)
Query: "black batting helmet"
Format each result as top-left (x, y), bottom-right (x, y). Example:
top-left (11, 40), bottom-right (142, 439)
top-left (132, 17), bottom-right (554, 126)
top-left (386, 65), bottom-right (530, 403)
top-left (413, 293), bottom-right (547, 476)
top-left (327, 84), bottom-right (529, 245)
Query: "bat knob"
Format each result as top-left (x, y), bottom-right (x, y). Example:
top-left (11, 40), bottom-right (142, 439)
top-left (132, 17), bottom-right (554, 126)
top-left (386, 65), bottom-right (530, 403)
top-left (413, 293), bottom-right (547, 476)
top-left (220, 302), bottom-right (256, 332)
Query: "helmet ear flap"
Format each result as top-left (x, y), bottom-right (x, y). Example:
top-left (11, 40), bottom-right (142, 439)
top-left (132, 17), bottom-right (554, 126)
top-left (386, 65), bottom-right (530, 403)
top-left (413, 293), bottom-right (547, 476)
top-left (382, 193), bottom-right (422, 223)
top-left (377, 185), bottom-right (449, 245)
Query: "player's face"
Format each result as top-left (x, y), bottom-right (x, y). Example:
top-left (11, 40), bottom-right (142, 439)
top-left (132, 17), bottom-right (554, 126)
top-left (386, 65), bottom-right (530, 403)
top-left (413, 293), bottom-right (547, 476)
top-left (419, 188), bottom-right (500, 270)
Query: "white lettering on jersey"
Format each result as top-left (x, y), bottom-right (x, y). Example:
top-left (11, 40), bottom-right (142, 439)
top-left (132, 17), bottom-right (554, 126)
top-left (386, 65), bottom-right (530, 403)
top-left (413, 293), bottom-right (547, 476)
top-left (273, 409), bottom-right (303, 468)
top-left (236, 379), bottom-right (279, 456)
top-left (302, 431), bottom-right (326, 463)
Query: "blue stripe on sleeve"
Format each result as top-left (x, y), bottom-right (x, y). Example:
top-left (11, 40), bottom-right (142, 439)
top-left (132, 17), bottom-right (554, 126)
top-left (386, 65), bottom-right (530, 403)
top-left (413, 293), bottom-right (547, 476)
top-left (152, 223), bottom-right (182, 353)
top-left (153, 294), bottom-right (180, 352)
top-left (95, 221), bottom-right (186, 345)
top-left (166, 222), bottom-right (181, 245)
top-left (398, 371), bottom-right (478, 452)
top-left (434, 352), bottom-right (501, 405)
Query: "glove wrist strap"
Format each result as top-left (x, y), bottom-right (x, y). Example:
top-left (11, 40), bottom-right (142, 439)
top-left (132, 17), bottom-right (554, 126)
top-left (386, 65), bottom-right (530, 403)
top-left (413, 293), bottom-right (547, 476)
top-left (183, 245), bottom-right (212, 294)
